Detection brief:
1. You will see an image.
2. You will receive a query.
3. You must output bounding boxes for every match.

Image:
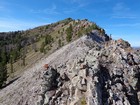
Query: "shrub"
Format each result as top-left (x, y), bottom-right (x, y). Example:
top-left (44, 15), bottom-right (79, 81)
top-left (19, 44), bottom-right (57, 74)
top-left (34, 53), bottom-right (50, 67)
top-left (40, 42), bottom-right (45, 53)
top-left (45, 35), bottom-right (53, 45)
top-left (81, 97), bottom-right (87, 105)
top-left (66, 24), bottom-right (73, 42)
top-left (58, 39), bottom-right (62, 47)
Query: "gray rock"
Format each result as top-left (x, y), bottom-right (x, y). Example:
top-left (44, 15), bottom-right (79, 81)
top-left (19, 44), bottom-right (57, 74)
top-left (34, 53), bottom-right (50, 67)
top-left (0, 30), bottom-right (140, 105)
top-left (81, 78), bottom-right (87, 85)
top-left (44, 91), bottom-right (55, 104)
top-left (43, 67), bottom-right (60, 91)
top-left (77, 79), bottom-right (87, 91)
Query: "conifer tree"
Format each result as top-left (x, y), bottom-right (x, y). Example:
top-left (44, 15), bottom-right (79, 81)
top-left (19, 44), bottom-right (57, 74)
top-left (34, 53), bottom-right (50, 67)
top-left (66, 24), bottom-right (73, 42)
top-left (0, 62), bottom-right (7, 88)
top-left (0, 48), bottom-right (7, 88)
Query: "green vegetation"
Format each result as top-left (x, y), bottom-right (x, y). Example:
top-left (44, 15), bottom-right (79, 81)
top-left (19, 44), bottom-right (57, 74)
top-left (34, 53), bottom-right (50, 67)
top-left (81, 97), bottom-right (87, 105)
top-left (58, 39), bottom-right (62, 47)
top-left (60, 18), bottom-right (73, 25)
top-left (78, 30), bottom-right (82, 37)
top-left (10, 54), bottom-right (14, 75)
top-left (40, 42), bottom-right (45, 53)
top-left (58, 30), bottom-right (60, 34)
top-left (0, 48), bottom-right (8, 88)
top-left (39, 35), bottom-right (53, 53)
top-left (0, 62), bottom-right (7, 88)
top-left (66, 24), bottom-right (73, 42)
top-left (20, 48), bottom-right (26, 66)
top-left (0, 18), bottom-right (106, 86)
top-left (45, 35), bottom-right (53, 45)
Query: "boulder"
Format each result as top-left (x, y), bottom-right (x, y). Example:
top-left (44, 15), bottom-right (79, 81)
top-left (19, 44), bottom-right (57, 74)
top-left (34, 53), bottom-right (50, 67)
top-left (127, 53), bottom-right (136, 65)
top-left (77, 78), bottom-right (87, 91)
top-left (37, 95), bottom-right (43, 105)
top-left (79, 69), bottom-right (88, 78)
top-left (44, 90), bottom-right (55, 104)
top-left (61, 73), bottom-right (69, 81)
top-left (81, 78), bottom-right (87, 85)
top-left (43, 67), bottom-right (60, 91)
top-left (80, 62), bottom-right (88, 69)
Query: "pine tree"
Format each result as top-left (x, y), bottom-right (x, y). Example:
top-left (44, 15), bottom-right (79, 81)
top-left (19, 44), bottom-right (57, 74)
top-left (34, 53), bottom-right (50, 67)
top-left (1, 47), bottom-right (7, 64)
top-left (0, 48), bottom-right (7, 88)
top-left (0, 62), bottom-right (7, 88)
top-left (10, 55), bottom-right (14, 75)
top-left (20, 48), bottom-right (26, 66)
top-left (66, 24), bottom-right (73, 42)
top-left (40, 42), bottom-right (45, 53)
top-left (11, 49), bottom-right (18, 62)
top-left (45, 35), bottom-right (53, 45)
top-left (58, 39), bottom-right (62, 47)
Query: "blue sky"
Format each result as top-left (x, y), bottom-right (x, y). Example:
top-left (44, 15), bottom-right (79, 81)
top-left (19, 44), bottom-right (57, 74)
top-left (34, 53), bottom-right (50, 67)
top-left (0, 0), bottom-right (140, 46)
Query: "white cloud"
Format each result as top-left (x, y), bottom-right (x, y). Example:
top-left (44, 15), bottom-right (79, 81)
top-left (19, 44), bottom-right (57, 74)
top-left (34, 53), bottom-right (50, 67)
top-left (111, 23), bottom-right (140, 27)
top-left (113, 3), bottom-right (129, 12)
top-left (62, 0), bottom-right (88, 14)
top-left (30, 4), bottom-right (60, 15)
top-left (111, 16), bottom-right (137, 19)
top-left (0, 18), bottom-right (47, 32)
top-left (61, 0), bottom-right (88, 9)
top-left (63, 4), bottom-right (84, 14)
top-left (111, 2), bottom-right (137, 19)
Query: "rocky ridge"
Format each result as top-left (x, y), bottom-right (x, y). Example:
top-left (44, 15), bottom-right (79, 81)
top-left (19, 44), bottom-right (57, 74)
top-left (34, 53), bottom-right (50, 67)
top-left (0, 30), bottom-right (140, 105)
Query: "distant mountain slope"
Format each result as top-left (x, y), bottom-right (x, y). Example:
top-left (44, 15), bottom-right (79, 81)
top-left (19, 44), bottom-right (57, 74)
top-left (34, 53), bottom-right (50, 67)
top-left (0, 18), bottom-right (109, 84)
top-left (133, 47), bottom-right (140, 50)
top-left (0, 18), bottom-right (139, 105)
top-left (0, 28), bottom-right (139, 105)
top-left (0, 30), bottom-right (109, 105)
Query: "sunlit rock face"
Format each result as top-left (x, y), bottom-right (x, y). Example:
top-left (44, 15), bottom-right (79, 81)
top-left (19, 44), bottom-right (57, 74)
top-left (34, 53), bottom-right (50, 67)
top-left (0, 30), bottom-right (140, 105)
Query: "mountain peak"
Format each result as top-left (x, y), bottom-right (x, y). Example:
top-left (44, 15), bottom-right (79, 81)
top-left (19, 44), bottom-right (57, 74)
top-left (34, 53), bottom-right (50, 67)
top-left (0, 18), bottom-right (140, 105)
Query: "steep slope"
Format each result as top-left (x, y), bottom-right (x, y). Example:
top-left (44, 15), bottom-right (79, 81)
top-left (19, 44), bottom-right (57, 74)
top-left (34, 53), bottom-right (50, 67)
top-left (0, 25), bottom-right (140, 105)
top-left (40, 38), bottom-right (140, 105)
top-left (0, 18), bottom-right (107, 84)
top-left (0, 30), bottom-right (109, 105)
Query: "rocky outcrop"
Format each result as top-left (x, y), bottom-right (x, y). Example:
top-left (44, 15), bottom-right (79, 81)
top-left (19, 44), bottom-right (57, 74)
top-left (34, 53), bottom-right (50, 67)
top-left (40, 39), bottom-right (140, 105)
top-left (0, 30), bottom-right (139, 105)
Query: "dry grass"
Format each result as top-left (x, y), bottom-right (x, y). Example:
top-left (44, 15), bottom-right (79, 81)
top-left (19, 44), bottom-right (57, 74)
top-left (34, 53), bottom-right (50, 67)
top-left (6, 19), bottom-right (93, 82)
top-left (80, 96), bottom-right (87, 105)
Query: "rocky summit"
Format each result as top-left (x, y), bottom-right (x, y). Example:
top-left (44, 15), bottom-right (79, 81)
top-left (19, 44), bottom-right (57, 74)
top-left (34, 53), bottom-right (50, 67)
top-left (0, 30), bottom-right (140, 105)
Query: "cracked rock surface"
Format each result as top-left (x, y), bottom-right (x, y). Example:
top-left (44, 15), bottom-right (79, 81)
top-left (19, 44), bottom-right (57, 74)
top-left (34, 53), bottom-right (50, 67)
top-left (0, 30), bottom-right (140, 105)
